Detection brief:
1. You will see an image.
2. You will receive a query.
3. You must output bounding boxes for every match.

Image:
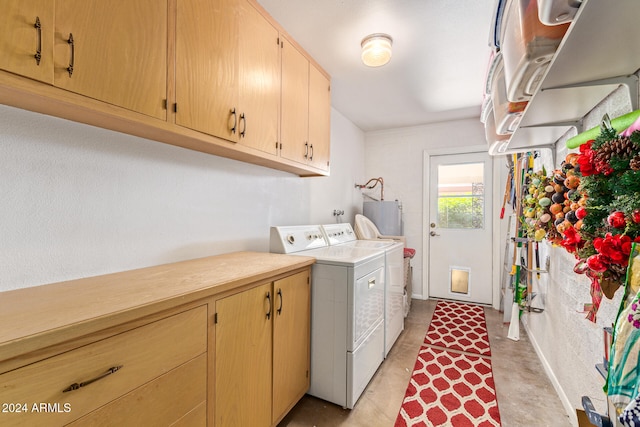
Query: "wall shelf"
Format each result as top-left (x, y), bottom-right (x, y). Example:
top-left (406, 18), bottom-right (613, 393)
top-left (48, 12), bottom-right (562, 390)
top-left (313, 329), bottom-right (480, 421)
top-left (503, 0), bottom-right (640, 152)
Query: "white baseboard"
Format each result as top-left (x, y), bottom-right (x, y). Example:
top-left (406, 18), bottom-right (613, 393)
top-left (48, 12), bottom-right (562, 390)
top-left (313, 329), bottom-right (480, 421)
top-left (521, 318), bottom-right (579, 427)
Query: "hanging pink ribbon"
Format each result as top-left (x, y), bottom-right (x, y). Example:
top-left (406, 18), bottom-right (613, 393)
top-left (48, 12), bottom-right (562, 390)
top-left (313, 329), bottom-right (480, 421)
top-left (574, 260), bottom-right (603, 322)
top-left (586, 271), bottom-right (603, 323)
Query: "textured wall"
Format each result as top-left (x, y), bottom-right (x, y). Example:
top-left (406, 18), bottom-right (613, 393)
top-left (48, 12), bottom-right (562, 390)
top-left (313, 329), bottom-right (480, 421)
top-left (0, 105), bottom-right (365, 292)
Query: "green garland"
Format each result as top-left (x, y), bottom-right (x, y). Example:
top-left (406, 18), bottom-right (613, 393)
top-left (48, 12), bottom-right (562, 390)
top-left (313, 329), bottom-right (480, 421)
top-left (579, 128), bottom-right (640, 243)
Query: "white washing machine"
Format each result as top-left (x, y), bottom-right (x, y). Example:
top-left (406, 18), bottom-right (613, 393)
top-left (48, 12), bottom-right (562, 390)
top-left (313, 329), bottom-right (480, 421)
top-left (270, 225), bottom-right (385, 409)
top-left (322, 223), bottom-right (405, 357)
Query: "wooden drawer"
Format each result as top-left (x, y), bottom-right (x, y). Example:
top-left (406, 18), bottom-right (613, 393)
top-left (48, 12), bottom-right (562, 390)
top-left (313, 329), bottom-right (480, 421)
top-left (68, 353), bottom-right (206, 426)
top-left (0, 305), bottom-right (207, 427)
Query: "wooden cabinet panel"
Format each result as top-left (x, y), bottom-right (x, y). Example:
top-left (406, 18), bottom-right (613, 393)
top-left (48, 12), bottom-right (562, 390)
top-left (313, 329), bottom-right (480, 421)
top-left (215, 282), bottom-right (273, 427)
top-left (171, 402), bottom-right (207, 427)
top-left (308, 65), bottom-right (331, 171)
top-left (68, 354), bottom-right (206, 427)
top-left (237, 0), bottom-right (280, 155)
top-left (272, 270), bottom-right (310, 424)
top-left (0, 1), bottom-right (53, 84)
top-left (280, 36), bottom-right (310, 165)
top-left (0, 306), bottom-right (206, 427)
top-left (176, 0), bottom-right (239, 140)
top-left (177, 0), bottom-right (280, 155)
top-left (53, 0), bottom-right (167, 120)
top-left (280, 36), bottom-right (331, 172)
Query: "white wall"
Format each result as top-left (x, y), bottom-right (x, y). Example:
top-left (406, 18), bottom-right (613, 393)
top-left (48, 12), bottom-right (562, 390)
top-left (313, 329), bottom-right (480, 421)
top-left (0, 105), bottom-right (365, 292)
top-left (364, 117), bottom-right (493, 300)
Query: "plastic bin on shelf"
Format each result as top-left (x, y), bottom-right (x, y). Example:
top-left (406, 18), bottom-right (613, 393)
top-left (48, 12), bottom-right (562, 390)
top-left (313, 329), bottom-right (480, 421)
top-left (491, 53), bottom-right (528, 135)
top-left (537, 0), bottom-right (582, 26)
top-left (500, 0), bottom-right (570, 102)
top-left (484, 101), bottom-right (510, 149)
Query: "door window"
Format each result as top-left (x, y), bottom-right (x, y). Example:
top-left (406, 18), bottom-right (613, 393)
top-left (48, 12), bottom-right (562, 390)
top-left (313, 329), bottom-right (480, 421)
top-left (437, 163), bottom-right (485, 229)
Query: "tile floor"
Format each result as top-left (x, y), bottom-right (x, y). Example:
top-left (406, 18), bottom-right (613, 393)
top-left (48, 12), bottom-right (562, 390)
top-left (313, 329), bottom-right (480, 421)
top-left (278, 299), bottom-right (573, 427)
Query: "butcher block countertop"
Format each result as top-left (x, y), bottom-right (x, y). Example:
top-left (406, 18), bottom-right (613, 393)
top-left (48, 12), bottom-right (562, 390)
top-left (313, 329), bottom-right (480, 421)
top-left (0, 251), bottom-right (315, 367)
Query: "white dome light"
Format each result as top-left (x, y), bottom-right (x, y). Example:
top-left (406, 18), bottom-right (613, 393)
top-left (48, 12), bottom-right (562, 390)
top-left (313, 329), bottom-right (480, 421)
top-left (361, 33), bottom-right (393, 67)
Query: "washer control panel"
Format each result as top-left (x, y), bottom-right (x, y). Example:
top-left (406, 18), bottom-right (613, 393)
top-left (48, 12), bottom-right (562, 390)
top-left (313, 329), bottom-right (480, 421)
top-left (270, 225), bottom-right (327, 254)
top-left (322, 223), bottom-right (357, 245)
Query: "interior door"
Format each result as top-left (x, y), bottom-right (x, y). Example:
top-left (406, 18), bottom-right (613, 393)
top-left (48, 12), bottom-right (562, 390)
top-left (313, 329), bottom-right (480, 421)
top-left (428, 152), bottom-right (493, 304)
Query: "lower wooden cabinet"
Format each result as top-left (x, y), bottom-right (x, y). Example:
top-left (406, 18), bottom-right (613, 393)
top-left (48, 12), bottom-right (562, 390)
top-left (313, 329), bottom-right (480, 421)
top-left (214, 269), bottom-right (310, 427)
top-left (272, 270), bottom-right (311, 424)
top-left (0, 253), bottom-right (313, 427)
top-left (0, 305), bottom-right (207, 427)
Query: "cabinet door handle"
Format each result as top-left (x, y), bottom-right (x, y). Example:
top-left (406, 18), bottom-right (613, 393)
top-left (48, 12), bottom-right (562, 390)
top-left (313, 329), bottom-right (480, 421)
top-left (277, 288), bottom-right (283, 315)
top-left (62, 365), bottom-right (123, 393)
top-left (304, 142), bottom-right (309, 159)
top-left (34, 17), bottom-right (42, 65)
top-left (309, 144), bottom-right (314, 161)
top-left (239, 113), bottom-right (246, 138)
top-left (230, 108), bottom-right (237, 134)
top-left (66, 33), bottom-right (75, 77)
top-left (266, 291), bottom-right (272, 320)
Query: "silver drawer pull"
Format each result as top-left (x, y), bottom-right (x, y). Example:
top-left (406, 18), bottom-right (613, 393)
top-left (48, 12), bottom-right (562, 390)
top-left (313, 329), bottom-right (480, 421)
top-left (63, 365), bottom-right (123, 393)
top-left (368, 278), bottom-right (375, 289)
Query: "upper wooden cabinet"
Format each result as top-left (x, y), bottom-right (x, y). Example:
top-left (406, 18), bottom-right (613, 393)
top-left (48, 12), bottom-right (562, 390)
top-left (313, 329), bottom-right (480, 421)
top-left (0, 1), bottom-right (54, 85)
top-left (0, 0), bottom-right (329, 176)
top-left (53, 0), bottom-right (167, 120)
top-left (238, 0), bottom-right (280, 155)
top-left (176, 0), bottom-right (239, 142)
top-left (176, 0), bottom-right (280, 155)
top-left (280, 37), bottom-right (310, 166)
top-left (280, 37), bottom-right (331, 172)
top-left (308, 65), bottom-right (331, 171)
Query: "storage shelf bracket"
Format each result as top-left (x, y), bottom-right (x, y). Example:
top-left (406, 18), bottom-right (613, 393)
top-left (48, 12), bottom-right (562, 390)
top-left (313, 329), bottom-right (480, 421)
top-left (541, 72), bottom-right (640, 111)
top-left (520, 118), bottom-right (585, 134)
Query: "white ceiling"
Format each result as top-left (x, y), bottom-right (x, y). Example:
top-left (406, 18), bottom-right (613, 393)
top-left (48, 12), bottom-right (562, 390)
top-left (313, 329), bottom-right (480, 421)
top-left (257, 0), bottom-right (496, 132)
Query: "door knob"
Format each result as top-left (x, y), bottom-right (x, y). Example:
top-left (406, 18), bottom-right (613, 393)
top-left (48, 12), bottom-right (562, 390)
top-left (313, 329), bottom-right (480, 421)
top-left (430, 231), bottom-right (440, 237)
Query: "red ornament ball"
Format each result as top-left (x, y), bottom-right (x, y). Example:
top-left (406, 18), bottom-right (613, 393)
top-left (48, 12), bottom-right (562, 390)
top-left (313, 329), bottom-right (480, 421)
top-left (575, 206), bottom-right (587, 220)
top-left (607, 211), bottom-right (626, 229)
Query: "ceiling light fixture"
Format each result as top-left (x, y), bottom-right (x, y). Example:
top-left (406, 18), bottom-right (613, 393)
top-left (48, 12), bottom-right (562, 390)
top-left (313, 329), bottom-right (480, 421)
top-left (361, 33), bottom-right (393, 67)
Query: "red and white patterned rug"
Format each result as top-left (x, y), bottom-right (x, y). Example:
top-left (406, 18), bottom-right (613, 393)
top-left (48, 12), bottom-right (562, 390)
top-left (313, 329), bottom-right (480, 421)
top-left (395, 300), bottom-right (501, 427)
top-left (424, 300), bottom-right (491, 357)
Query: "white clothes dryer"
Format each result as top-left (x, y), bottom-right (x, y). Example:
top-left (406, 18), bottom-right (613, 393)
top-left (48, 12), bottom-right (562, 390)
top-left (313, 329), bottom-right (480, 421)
top-left (270, 225), bottom-right (386, 409)
top-left (322, 223), bottom-right (405, 357)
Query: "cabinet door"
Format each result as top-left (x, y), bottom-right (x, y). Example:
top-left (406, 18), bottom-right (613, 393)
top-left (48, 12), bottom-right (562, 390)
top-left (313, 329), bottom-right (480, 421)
top-left (176, 0), bottom-right (239, 141)
top-left (215, 283), bottom-right (272, 427)
top-left (308, 65), bottom-right (331, 171)
top-left (0, 1), bottom-right (53, 84)
top-left (273, 270), bottom-right (310, 424)
top-left (54, 0), bottom-right (167, 120)
top-left (237, 0), bottom-right (280, 155)
top-left (280, 37), bottom-right (310, 165)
